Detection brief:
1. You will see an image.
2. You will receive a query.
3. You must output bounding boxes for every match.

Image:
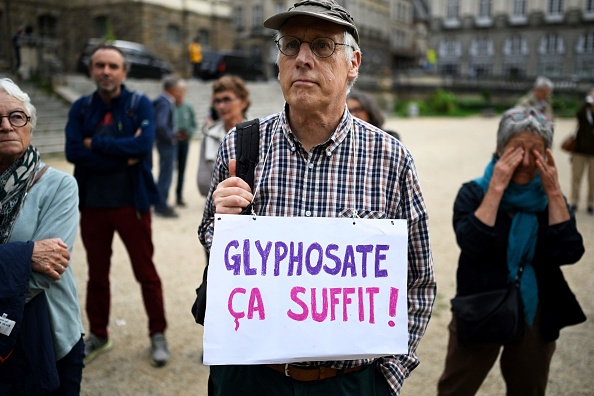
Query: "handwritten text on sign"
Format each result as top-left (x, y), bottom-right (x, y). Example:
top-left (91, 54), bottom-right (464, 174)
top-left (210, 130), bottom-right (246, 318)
top-left (203, 215), bottom-right (408, 365)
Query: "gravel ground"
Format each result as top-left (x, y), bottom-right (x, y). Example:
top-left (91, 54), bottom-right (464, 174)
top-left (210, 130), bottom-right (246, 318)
top-left (45, 116), bottom-right (593, 396)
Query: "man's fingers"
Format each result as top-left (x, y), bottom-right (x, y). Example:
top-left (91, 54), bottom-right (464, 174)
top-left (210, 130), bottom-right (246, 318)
top-left (229, 159), bottom-right (237, 177)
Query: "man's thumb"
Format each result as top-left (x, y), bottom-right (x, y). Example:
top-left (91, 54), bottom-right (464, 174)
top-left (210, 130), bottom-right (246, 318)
top-left (228, 159), bottom-right (237, 177)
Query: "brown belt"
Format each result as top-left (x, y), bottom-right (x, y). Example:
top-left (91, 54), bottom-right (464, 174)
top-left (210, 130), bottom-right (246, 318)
top-left (265, 364), bottom-right (364, 382)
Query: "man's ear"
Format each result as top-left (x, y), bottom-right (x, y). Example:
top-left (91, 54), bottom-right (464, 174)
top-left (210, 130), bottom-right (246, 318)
top-left (348, 51), bottom-right (361, 79)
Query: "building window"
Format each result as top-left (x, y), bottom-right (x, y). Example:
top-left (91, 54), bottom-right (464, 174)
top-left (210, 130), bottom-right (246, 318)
top-left (479, 0), bottom-right (491, 18)
top-left (252, 5), bottom-right (263, 29)
top-left (38, 14), bottom-right (58, 38)
top-left (438, 39), bottom-right (462, 58)
top-left (446, 0), bottom-right (459, 19)
top-left (585, 0), bottom-right (594, 20)
top-left (444, 0), bottom-right (461, 28)
top-left (439, 63), bottom-right (459, 76)
top-left (503, 35), bottom-right (528, 56)
top-left (546, 0), bottom-right (564, 22)
top-left (93, 16), bottom-right (108, 38)
top-left (539, 34), bottom-right (565, 54)
top-left (470, 37), bottom-right (494, 56)
top-left (576, 32), bottom-right (594, 53)
top-left (235, 6), bottom-right (244, 31)
top-left (167, 25), bottom-right (181, 45)
top-left (548, 0), bottom-right (563, 14)
top-left (512, 0), bottom-right (526, 16)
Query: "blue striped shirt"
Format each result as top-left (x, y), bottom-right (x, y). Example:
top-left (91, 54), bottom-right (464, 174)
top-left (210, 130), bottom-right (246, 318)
top-left (198, 105), bottom-right (436, 395)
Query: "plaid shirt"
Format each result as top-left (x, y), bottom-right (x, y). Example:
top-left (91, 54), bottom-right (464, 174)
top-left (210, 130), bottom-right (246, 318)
top-left (198, 106), bottom-right (436, 395)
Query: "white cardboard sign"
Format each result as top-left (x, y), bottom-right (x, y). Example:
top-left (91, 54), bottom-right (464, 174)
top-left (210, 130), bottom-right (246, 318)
top-left (203, 214), bottom-right (408, 365)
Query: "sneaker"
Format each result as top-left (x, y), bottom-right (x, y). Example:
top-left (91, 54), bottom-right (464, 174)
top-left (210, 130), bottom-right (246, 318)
top-left (570, 204), bottom-right (577, 212)
top-left (150, 333), bottom-right (170, 367)
top-left (154, 207), bottom-right (178, 218)
top-left (84, 333), bottom-right (112, 364)
top-left (176, 199), bottom-right (186, 207)
top-left (588, 205), bottom-right (594, 215)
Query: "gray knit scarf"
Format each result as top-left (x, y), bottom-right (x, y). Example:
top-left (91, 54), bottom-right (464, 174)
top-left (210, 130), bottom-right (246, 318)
top-left (0, 146), bottom-right (41, 243)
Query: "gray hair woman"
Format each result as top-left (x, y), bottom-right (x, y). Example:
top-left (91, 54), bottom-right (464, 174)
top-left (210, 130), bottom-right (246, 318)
top-left (437, 107), bottom-right (585, 395)
top-left (0, 78), bottom-right (84, 394)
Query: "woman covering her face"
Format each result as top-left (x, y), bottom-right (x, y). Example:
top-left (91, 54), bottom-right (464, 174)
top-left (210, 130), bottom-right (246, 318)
top-left (437, 107), bottom-right (586, 396)
top-left (0, 78), bottom-right (84, 394)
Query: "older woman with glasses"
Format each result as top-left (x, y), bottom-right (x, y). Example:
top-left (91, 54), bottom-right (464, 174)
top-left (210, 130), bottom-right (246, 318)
top-left (437, 107), bottom-right (586, 396)
top-left (0, 78), bottom-right (84, 394)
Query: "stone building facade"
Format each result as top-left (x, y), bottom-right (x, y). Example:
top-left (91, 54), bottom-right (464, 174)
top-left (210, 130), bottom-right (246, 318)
top-left (0, 0), bottom-right (234, 78)
top-left (428, 0), bottom-right (594, 82)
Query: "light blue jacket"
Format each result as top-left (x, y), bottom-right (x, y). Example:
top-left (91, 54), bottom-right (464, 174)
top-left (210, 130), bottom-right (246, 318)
top-left (9, 164), bottom-right (84, 360)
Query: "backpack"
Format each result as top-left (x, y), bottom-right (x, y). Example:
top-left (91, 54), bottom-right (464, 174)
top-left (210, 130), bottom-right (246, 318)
top-left (191, 118), bottom-right (260, 325)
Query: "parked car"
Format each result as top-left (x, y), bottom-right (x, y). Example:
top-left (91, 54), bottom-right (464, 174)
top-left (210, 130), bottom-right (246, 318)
top-left (199, 50), bottom-right (266, 81)
top-left (77, 38), bottom-right (172, 79)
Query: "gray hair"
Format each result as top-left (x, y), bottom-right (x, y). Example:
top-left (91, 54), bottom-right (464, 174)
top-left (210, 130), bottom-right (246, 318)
top-left (0, 78), bottom-right (37, 130)
top-left (534, 76), bottom-right (553, 90)
top-left (163, 76), bottom-right (182, 91)
top-left (274, 31), bottom-right (361, 93)
top-left (497, 107), bottom-right (553, 152)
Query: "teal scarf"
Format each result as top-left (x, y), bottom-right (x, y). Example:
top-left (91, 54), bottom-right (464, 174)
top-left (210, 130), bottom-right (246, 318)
top-left (474, 156), bottom-right (547, 326)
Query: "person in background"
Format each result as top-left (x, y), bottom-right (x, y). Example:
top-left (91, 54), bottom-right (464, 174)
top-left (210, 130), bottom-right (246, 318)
top-left (173, 79), bottom-right (197, 207)
top-left (347, 90), bottom-right (400, 140)
top-left (0, 78), bottom-right (84, 394)
top-left (197, 75), bottom-right (250, 197)
top-left (516, 76), bottom-right (554, 119)
top-left (11, 27), bottom-right (24, 73)
top-left (198, 0), bottom-right (436, 394)
top-left (188, 37), bottom-right (203, 80)
top-left (569, 89), bottom-right (594, 214)
top-left (153, 77), bottom-right (184, 218)
top-left (437, 107), bottom-right (585, 396)
top-left (65, 44), bottom-right (170, 368)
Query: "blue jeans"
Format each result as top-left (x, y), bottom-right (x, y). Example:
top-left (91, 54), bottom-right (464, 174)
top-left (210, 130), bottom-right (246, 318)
top-left (156, 143), bottom-right (177, 210)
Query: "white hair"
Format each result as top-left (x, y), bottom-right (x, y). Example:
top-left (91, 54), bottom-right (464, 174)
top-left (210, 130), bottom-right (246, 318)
top-left (0, 78), bottom-right (36, 130)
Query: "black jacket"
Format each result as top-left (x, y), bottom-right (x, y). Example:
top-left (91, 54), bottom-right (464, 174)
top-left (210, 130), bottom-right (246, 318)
top-left (452, 181), bottom-right (586, 341)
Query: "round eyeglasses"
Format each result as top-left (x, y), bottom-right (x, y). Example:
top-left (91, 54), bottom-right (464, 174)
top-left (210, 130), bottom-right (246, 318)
top-left (275, 36), bottom-right (355, 59)
top-left (0, 111), bottom-right (31, 128)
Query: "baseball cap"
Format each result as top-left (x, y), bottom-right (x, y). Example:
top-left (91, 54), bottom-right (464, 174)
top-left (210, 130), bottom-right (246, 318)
top-left (263, 0), bottom-right (360, 44)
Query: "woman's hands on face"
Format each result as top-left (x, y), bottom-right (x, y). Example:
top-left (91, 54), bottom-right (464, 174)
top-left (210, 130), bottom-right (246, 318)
top-left (491, 146), bottom-right (524, 192)
top-left (534, 148), bottom-right (562, 196)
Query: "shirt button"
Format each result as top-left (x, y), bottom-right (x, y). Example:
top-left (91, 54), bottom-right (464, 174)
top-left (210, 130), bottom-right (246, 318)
top-left (326, 151), bottom-right (332, 157)
top-left (290, 146), bottom-right (296, 152)
top-left (305, 211), bottom-right (312, 217)
top-left (308, 163), bottom-right (314, 169)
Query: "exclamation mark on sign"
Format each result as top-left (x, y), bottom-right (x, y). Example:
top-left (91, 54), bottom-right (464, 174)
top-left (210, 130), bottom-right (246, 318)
top-left (388, 287), bottom-right (399, 328)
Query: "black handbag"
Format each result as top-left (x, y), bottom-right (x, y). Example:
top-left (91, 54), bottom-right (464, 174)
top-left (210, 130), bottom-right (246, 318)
top-left (191, 119), bottom-right (259, 325)
top-left (451, 264), bottom-right (526, 347)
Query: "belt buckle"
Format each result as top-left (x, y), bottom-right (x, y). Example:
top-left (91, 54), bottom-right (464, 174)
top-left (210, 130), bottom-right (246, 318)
top-left (284, 363), bottom-right (290, 377)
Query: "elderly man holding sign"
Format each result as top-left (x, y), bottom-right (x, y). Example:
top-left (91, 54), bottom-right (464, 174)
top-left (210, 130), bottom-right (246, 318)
top-left (197, 0), bottom-right (436, 394)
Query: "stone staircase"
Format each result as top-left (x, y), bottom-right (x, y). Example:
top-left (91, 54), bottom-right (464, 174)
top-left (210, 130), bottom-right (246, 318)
top-left (14, 75), bottom-right (286, 155)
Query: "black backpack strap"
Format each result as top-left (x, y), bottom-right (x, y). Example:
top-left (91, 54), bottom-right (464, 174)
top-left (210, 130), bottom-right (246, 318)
top-left (235, 118), bottom-right (260, 191)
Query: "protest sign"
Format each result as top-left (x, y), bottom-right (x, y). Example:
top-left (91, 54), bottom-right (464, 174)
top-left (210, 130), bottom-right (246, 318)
top-left (203, 214), bottom-right (408, 365)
